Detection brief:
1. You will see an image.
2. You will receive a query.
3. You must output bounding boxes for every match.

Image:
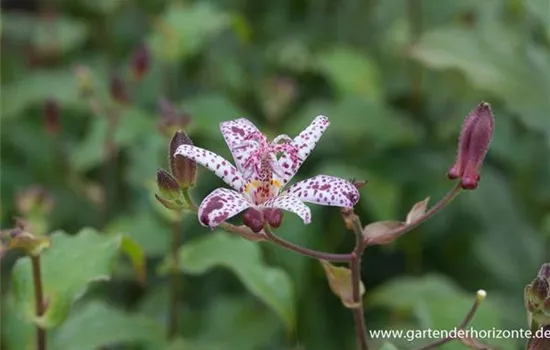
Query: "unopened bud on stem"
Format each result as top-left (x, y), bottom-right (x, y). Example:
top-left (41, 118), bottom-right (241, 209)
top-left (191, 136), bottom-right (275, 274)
top-left (169, 131), bottom-right (197, 189)
top-left (448, 101), bottom-right (494, 190)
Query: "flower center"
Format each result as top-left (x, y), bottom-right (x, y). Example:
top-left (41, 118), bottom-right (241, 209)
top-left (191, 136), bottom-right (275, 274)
top-left (238, 132), bottom-right (299, 205)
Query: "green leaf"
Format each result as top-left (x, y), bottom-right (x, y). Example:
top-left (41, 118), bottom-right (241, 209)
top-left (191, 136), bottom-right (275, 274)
top-left (11, 229), bottom-right (139, 328)
top-left (368, 274), bottom-right (461, 310)
top-left (316, 47), bottom-right (383, 101)
top-left (2, 13), bottom-right (88, 54)
top-left (118, 234), bottom-right (146, 284)
top-left (410, 26), bottom-right (550, 140)
top-left (320, 260), bottom-right (365, 308)
top-left (148, 2), bottom-right (231, 62)
top-left (526, 0), bottom-right (550, 40)
top-left (0, 293), bottom-right (34, 350)
top-left (379, 342), bottom-right (400, 350)
top-left (180, 94), bottom-right (248, 134)
top-left (70, 107), bottom-right (155, 171)
top-left (370, 275), bottom-right (514, 350)
top-left (1, 70), bottom-right (82, 120)
top-left (159, 232), bottom-right (295, 330)
top-left (53, 301), bottom-right (165, 350)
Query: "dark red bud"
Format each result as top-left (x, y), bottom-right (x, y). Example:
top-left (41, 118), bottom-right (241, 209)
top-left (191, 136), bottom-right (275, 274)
top-left (242, 208), bottom-right (265, 233)
top-left (532, 277), bottom-right (549, 303)
top-left (132, 44), bottom-right (149, 80)
top-left (158, 98), bottom-right (191, 137)
top-left (448, 101), bottom-right (494, 190)
top-left (539, 264), bottom-right (550, 279)
top-left (156, 169), bottom-right (180, 200)
top-left (263, 208), bottom-right (283, 228)
top-left (169, 131), bottom-right (197, 189)
top-left (109, 74), bottom-right (129, 103)
top-left (43, 99), bottom-right (60, 135)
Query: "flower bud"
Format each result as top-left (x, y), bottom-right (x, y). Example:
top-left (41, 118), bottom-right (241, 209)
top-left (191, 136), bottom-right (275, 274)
top-left (539, 264), bottom-right (550, 279)
top-left (109, 74), bottom-right (129, 104)
top-left (156, 169), bottom-right (181, 200)
top-left (132, 44), bottom-right (149, 80)
top-left (169, 131), bottom-right (197, 189)
top-left (448, 101), bottom-right (494, 190)
top-left (264, 208), bottom-right (283, 228)
top-left (43, 99), bottom-right (60, 135)
top-left (242, 208), bottom-right (265, 233)
top-left (531, 277), bottom-right (549, 305)
top-left (158, 98), bottom-right (191, 137)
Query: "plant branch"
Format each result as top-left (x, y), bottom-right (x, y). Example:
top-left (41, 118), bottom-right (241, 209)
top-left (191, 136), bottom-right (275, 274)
top-left (364, 183), bottom-right (462, 245)
top-left (263, 226), bottom-right (352, 262)
top-left (31, 254), bottom-right (46, 350)
top-left (350, 215), bottom-right (369, 350)
top-left (167, 219), bottom-right (181, 339)
top-left (412, 290), bottom-right (489, 350)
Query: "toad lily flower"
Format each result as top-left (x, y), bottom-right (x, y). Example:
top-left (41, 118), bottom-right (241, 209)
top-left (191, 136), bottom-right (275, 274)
top-left (174, 116), bottom-right (360, 231)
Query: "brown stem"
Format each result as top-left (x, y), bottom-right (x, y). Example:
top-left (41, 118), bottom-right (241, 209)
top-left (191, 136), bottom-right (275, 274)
top-left (31, 255), bottom-right (46, 350)
top-left (263, 227), bottom-right (352, 263)
top-left (413, 290), bottom-right (488, 350)
top-left (364, 183), bottom-right (462, 245)
top-left (350, 215), bottom-right (369, 350)
top-left (167, 220), bottom-right (181, 339)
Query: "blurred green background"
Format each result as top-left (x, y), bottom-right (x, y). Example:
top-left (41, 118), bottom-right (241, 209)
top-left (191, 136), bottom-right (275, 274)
top-left (1, 0), bottom-right (550, 349)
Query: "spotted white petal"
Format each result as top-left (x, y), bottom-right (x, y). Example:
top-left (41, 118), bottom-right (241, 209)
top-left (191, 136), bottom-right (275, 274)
top-left (262, 194), bottom-right (312, 224)
top-left (198, 188), bottom-right (251, 228)
top-left (283, 175), bottom-right (359, 207)
top-left (220, 118), bottom-right (262, 174)
top-left (174, 144), bottom-right (244, 191)
top-left (276, 115), bottom-right (330, 185)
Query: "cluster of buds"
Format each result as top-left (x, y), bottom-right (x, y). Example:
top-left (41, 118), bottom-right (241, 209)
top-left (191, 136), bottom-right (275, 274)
top-left (155, 131), bottom-right (197, 211)
top-left (525, 264), bottom-right (550, 326)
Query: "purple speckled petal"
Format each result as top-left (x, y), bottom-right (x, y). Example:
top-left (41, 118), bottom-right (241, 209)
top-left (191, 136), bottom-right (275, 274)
top-left (174, 144), bottom-right (244, 191)
top-left (283, 175), bottom-right (359, 207)
top-left (198, 188), bottom-right (251, 228)
top-left (276, 115), bottom-right (330, 185)
top-left (262, 194), bottom-right (311, 224)
top-left (220, 118), bottom-right (262, 174)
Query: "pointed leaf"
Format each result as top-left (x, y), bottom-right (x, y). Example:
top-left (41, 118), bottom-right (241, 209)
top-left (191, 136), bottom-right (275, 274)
top-left (406, 197), bottom-right (429, 225)
top-left (53, 301), bottom-right (165, 350)
top-left (320, 260), bottom-right (365, 308)
top-left (159, 232), bottom-right (295, 330)
top-left (11, 228), bottom-right (140, 328)
top-left (118, 234), bottom-right (146, 284)
top-left (363, 220), bottom-right (404, 246)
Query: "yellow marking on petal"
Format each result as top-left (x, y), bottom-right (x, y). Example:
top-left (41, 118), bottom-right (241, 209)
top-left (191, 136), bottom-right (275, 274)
top-left (270, 179), bottom-right (282, 190)
top-left (244, 180), bottom-right (261, 195)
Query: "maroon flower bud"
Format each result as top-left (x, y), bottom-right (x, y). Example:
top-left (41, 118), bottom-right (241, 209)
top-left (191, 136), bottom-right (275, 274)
top-left (156, 169), bottom-right (180, 200)
top-left (448, 101), bottom-right (494, 190)
top-left (242, 208), bottom-right (265, 233)
top-left (158, 98), bottom-right (192, 137)
top-left (169, 131), bottom-right (197, 189)
top-left (132, 44), bottom-right (149, 80)
top-left (43, 99), bottom-right (60, 135)
top-left (263, 208), bottom-right (283, 228)
top-left (109, 74), bottom-right (129, 103)
top-left (531, 277), bottom-right (549, 304)
top-left (539, 264), bottom-right (550, 279)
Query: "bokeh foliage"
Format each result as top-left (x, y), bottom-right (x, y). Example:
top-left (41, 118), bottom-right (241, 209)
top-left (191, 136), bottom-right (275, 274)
top-left (1, 0), bottom-right (549, 349)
